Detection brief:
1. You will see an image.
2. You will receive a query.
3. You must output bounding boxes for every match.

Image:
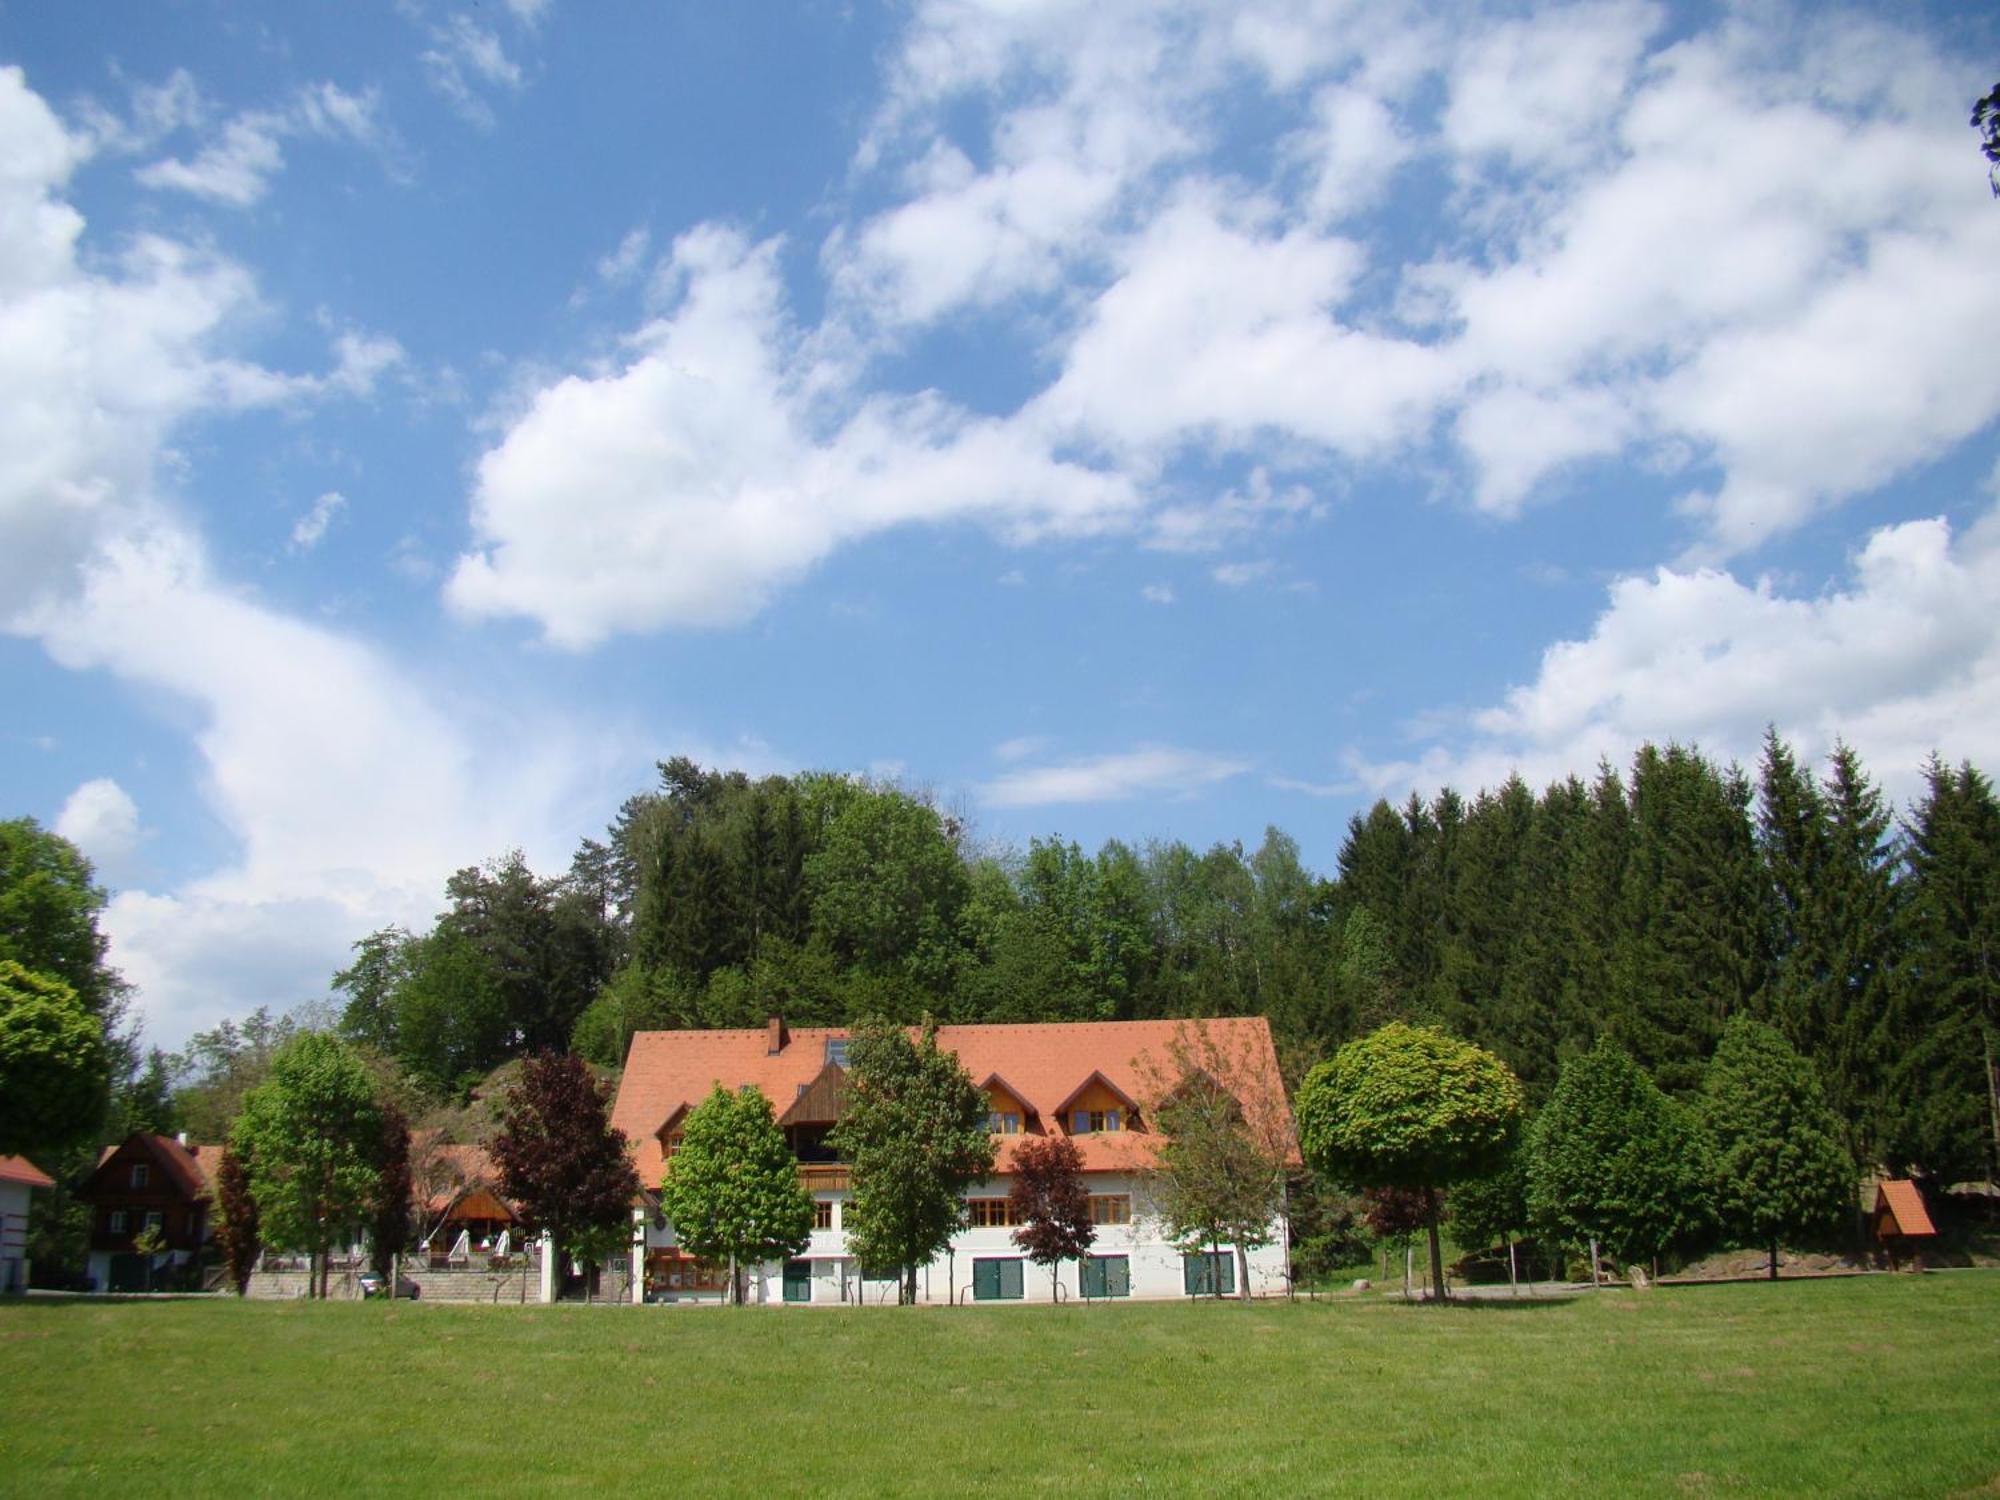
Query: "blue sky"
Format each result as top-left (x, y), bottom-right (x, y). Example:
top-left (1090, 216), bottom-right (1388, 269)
top-left (4, 1), bottom-right (1998, 1047)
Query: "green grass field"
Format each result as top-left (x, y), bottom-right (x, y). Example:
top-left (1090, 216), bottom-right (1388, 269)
top-left (3, 1275), bottom-right (1997, 1497)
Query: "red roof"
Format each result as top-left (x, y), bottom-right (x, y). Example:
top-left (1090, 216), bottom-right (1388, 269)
top-left (1875, 1179), bottom-right (1937, 1237)
top-left (610, 1017), bottom-right (1297, 1188)
top-left (0, 1155), bottom-right (54, 1189)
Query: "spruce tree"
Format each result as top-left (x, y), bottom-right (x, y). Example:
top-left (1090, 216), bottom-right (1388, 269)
top-left (1887, 759), bottom-right (2000, 1181)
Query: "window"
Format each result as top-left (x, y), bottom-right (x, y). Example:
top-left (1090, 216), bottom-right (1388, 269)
top-left (108, 1210), bottom-right (127, 1235)
top-left (965, 1198), bottom-right (1019, 1228)
top-left (813, 1199), bottom-right (834, 1231)
top-left (825, 1037), bottom-right (850, 1067)
top-left (144, 1211), bottom-right (163, 1233)
top-left (1088, 1194), bottom-right (1131, 1226)
top-left (1071, 1108), bottom-right (1123, 1134)
top-left (1182, 1251), bottom-right (1236, 1297)
top-left (130, 1163), bottom-right (149, 1188)
top-left (987, 1111), bottom-right (1021, 1135)
top-left (661, 1130), bottom-right (685, 1164)
top-left (972, 1257), bottom-right (1024, 1301)
top-left (1081, 1255), bottom-right (1131, 1299)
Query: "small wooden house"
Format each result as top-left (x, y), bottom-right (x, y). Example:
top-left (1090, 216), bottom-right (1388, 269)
top-left (1871, 1179), bottom-right (1937, 1270)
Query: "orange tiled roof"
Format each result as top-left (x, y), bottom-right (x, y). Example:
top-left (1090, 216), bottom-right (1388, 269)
top-left (1875, 1179), bottom-right (1937, 1237)
top-left (610, 1017), bottom-right (1298, 1189)
top-left (0, 1155), bottom-right (54, 1189)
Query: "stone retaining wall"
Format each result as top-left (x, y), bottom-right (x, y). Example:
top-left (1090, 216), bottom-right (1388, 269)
top-left (243, 1257), bottom-right (634, 1304)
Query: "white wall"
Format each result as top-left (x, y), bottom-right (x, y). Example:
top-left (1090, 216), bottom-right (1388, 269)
top-left (648, 1172), bottom-right (1292, 1306)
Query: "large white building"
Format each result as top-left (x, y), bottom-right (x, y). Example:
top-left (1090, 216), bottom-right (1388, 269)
top-left (608, 1016), bottom-right (1297, 1305)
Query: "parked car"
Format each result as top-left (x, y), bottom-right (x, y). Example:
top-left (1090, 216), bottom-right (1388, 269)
top-left (357, 1271), bottom-right (419, 1299)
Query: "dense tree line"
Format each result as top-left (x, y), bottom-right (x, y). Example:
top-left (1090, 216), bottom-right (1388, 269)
top-left (323, 738), bottom-right (1995, 1190)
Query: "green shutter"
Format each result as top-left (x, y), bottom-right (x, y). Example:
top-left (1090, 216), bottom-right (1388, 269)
top-left (1081, 1257), bottom-right (1104, 1298)
top-left (973, 1258), bottom-right (999, 1300)
top-left (1000, 1258), bottom-right (1023, 1299)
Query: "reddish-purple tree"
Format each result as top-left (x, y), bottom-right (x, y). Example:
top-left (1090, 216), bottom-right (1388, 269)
top-left (490, 1054), bottom-right (640, 1288)
top-left (1362, 1186), bottom-right (1434, 1300)
top-left (1008, 1135), bottom-right (1094, 1301)
top-left (215, 1146), bottom-right (261, 1296)
top-left (370, 1102), bottom-right (413, 1279)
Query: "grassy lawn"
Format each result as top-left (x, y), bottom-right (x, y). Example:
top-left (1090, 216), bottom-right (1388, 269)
top-left (3, 1275), bottom-right (1997, 1498)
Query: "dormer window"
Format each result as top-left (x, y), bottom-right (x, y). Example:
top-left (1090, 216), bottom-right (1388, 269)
top-left (661, 1130), bottom-right (685, 1164)
top-left (130, 1163), bottom-right (149, 1188)
top-left (1072, 1108), bottom-right (1123, 1134)
top-left (988, 1111), bottom-right (1021, 1135)
top-left (825, 1037), bottom-right (850, 1067)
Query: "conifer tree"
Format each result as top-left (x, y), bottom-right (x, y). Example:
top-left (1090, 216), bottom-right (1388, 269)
top-left (1887, 759), bottom-right (2000, 1180)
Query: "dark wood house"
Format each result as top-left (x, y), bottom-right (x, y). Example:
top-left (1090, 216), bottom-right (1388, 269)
top-left (80, 1133), bottom-right (222, 1292)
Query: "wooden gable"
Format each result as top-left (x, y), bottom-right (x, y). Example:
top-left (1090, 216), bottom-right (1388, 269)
top-left (778, 1062), bottom-right (850, 1128)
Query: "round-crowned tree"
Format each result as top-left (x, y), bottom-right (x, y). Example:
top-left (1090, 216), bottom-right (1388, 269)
top-left (1295, 1023), bottom-right (1523, 1302)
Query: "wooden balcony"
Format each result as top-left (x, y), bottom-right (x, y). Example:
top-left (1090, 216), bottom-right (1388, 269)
top-left (797, 1164), bottom-right (850, 1192)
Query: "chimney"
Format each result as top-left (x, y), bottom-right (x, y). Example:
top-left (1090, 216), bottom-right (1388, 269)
top-left (766, 1016), bottom-right (788, 1055)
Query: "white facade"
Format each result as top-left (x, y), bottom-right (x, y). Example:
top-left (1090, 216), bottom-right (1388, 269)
top-left (641, 1170), bottom-right (1291, 1305)
top-left (1, 1180), bottom-right (31, 1294)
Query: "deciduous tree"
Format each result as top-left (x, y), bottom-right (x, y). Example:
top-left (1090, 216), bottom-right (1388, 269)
top-left (1296, 1023), bottom-right (1523, 1302)
top-left (1148, 1032), bottom-right (1289, 1303)
top-left (0, 960), bottom-right (108, 1158)
top-left (490, 1053), bottom-right (639, 1289)
top-left (233, 1033), bottom-right (385, 1298)
top-left (1702, 1016), bottom-right (1855, 1277)
top-left (1007, 1135), bottom-right (1093, 1301)
top-left (1525, 1042), bottom-right (1713, 1275)
top-left (656, 1083), bottom-right (814, 1304)
top-left (215, 1146), bottom-right (261, 1295)
top-left (830, 1018), bottom-right (993, 1304)
top-left (370, 1102), bottom-right (413, 1279)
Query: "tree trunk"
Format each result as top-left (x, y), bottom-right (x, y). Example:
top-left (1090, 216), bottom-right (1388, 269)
top-left (1403, 1241), bottom-right (1413, 1301)
top-left (903, 1263), bottom-right (917, 1305)
top-left (1589, 1238), bottom-right (1602, 1288)
top-left (1235, 1242), bottom-right (1250, 1302)
top-left (1424, 1188), bottom-right (1447, 1303)
top-left (1507, 1236), bottom-right (1519, 1298)
top-left (1768, 1240), bottom-right (1779, 1281)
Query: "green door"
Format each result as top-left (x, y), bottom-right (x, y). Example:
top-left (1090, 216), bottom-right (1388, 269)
top-left (107, 1253), bottom-right (148, 1292)
top-left (782, 1259), bottom-right (813, 1303)
top-left (1082, 1255), bottom-right (1130, 1299)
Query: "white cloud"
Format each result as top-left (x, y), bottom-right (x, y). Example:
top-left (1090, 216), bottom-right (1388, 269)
top-left (1212, 561), bottom-right (1273, 588)
top-left (1140, 583), bottom-right (1175, 605)
top-left (596, 226), bottom-right (651, 286)
top-left (449, 226), bottom-right (1139, 646)
top-left (1442, 1), bottom-right (1662, 176)
top-left (994, 735), bottom-right (1050, 763)
top-left (289, 491), bottom-right (346, 551)
top-left (1345, 506), bottom-right (2000, 806)
top-left (0, 66), bottom-right (635, 1044)
top-left (420, 14), bottom-right (525, 127)
top-left (54, 777), bottom-right (140, 866)
top-left (135, 82), bottom-right (385, 207)
top-left (981, 745), bottom-right (1251, 807)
